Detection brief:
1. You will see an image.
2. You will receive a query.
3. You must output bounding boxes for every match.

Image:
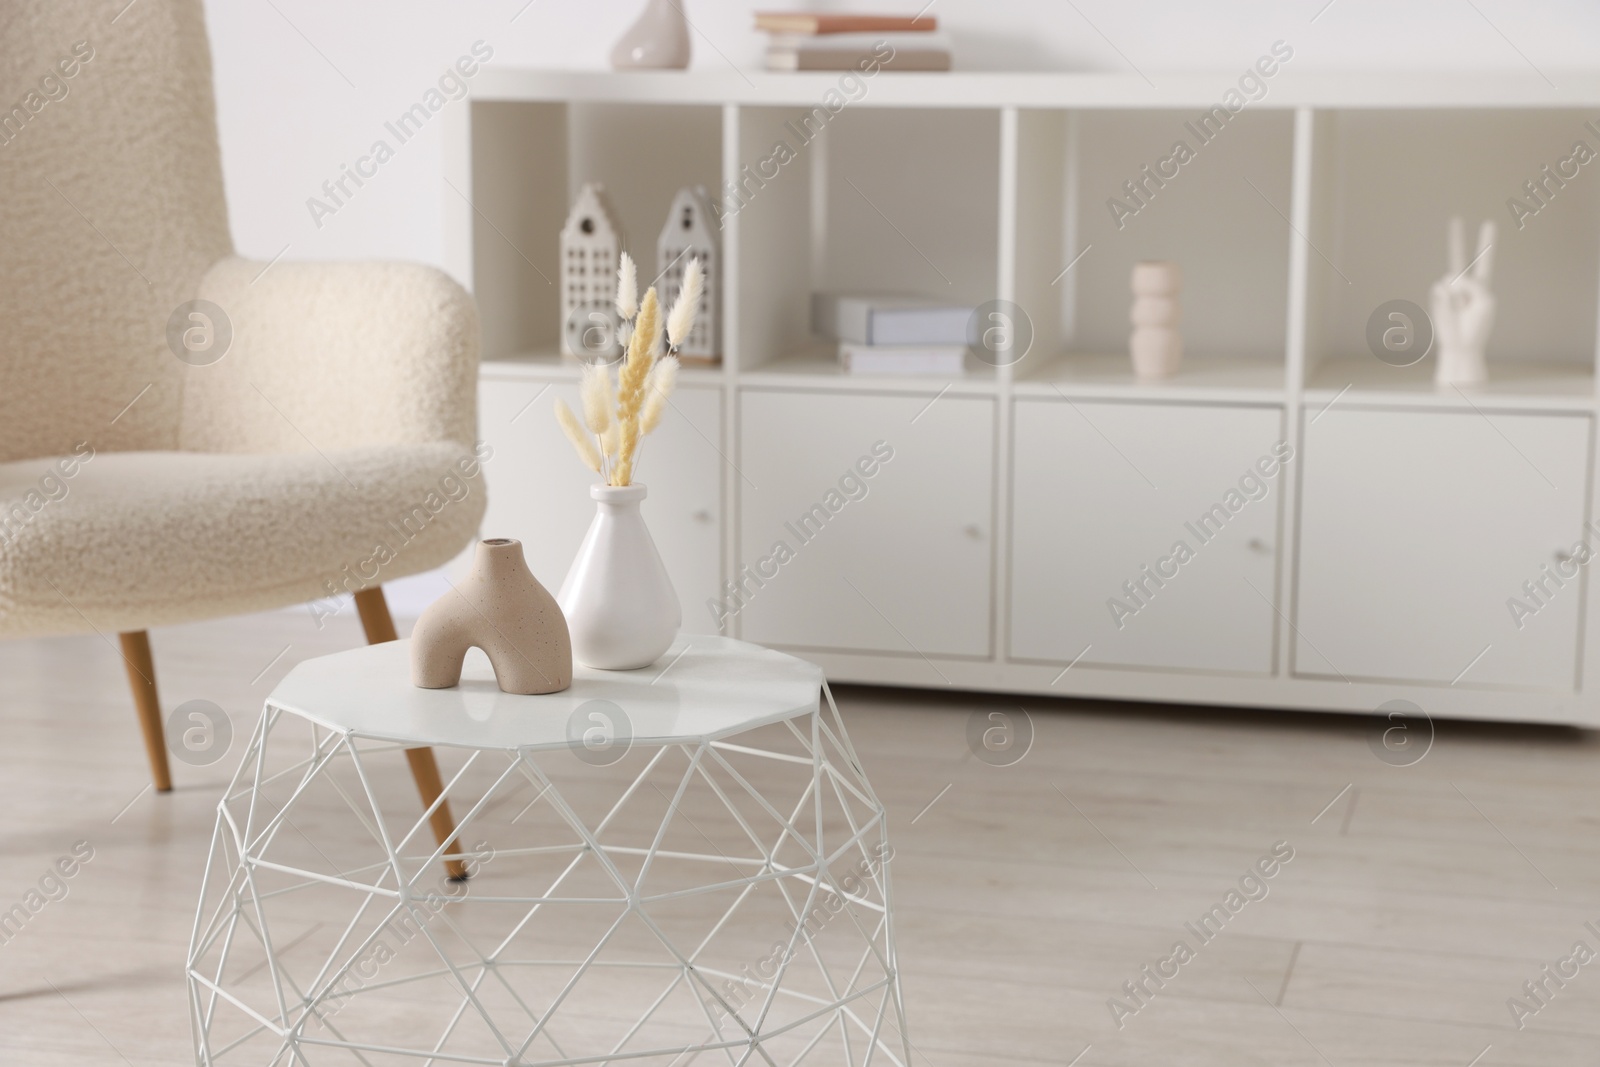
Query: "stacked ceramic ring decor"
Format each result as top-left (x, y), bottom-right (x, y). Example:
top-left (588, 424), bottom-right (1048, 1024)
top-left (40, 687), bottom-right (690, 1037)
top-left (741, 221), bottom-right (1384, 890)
top-left (1129, 260), bottom-right (1183, 381)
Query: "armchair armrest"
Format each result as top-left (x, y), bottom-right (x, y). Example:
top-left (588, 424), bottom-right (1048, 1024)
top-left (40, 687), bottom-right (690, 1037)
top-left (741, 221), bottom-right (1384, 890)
top-left (179, 255), bottom-right (479, 454)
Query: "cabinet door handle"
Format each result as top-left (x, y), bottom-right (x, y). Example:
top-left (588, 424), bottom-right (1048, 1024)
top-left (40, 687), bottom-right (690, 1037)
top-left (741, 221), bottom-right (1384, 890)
top-left (1248, 538), bottom-right (1272, 554)
top-left (1554, 549), bottom-right (1574, 564)
top-left (694, 509), bottom-right (714, 524)
top-left (964, 524), bottom-right (983, 540)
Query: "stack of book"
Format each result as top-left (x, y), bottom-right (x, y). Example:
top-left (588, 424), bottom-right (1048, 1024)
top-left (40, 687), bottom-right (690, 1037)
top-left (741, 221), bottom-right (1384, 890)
top-left (757, 12), bottom-right (952, 71)
top-left (813, 293), bottom-right (974, 375)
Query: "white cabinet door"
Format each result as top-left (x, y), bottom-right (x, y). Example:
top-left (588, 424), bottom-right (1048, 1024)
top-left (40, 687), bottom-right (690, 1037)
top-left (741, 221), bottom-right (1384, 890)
top-left (1010, 400), bottom-right (1286, 673)
top-left (1295, 408), bottom-right (1590, 689)
top-left (736, 391), bottom-right (994, 657)
top-left (476, 376), bottom-right (724, 635)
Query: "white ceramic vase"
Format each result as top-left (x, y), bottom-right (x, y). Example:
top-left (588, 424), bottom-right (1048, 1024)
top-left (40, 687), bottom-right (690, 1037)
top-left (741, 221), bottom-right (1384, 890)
top-left (558, 484), bottom-right (681, 670)
top-left (609, 0), bottom-right (692, 70)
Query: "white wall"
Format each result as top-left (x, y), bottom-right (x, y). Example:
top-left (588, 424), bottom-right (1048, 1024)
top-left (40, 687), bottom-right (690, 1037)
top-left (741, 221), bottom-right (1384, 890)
top-left (204, 0), bottom-right (1600, 272)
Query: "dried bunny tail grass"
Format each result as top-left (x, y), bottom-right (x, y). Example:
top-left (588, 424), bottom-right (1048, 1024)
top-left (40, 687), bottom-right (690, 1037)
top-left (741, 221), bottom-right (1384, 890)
top-left (601, 419), bottom-right (621, 460)
top-left (579, 363), bottom-right (613, 434)
top-left (602, 361), bottom-right (618, 425)
top-left (618, 288), bottom-right (659, 420)
top-left (613, 423), bottom-right (638, 486)
top-left (615, 251), bottom-right (638, 322)
top-left (554, 397), bottom-right (601, 473)
top-left (666, 258), bottom-right (703, 349)
top-left (613, 288), bottom-right (660, 486)
top-left (640, 355), bottom-right (679, 435)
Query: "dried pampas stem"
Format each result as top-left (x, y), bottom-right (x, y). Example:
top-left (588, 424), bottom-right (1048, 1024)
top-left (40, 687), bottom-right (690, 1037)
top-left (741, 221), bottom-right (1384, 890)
top-left (579, 363), bottom-right (613, 435)
top-left (640, 355), bottom-right (678, 435)
top-left (613, 287), bottom-right (660, 486)
top-left (666, 258), bottom-right (702, 349)
top-left (554, 397), bottom-right (601, 473)
top-left (615, 251), bottom-right (638, 322)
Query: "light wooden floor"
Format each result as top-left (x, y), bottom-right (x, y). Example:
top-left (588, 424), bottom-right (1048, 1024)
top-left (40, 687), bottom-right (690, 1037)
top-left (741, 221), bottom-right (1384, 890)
top-left (3, 606), bottom-right (1599, 1065)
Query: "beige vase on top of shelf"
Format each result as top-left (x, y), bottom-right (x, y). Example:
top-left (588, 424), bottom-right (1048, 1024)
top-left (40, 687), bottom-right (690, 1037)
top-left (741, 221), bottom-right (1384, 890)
top-left (610, 0), bottom-right (691, 70)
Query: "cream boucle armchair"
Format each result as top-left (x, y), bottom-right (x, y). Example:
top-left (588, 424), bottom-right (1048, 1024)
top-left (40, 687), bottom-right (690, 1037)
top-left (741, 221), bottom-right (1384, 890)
top-left (4, 0), bottom-right (483, 870)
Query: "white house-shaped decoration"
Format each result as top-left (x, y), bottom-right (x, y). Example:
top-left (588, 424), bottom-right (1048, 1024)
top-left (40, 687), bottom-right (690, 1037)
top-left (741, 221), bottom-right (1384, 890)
top-left (560, 183), bottom-right (621, 360)
top-left (657, 185), bottom-right (720, 362)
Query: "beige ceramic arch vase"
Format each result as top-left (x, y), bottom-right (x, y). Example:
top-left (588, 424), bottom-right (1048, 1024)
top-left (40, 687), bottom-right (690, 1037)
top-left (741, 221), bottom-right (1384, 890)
top-left (410, 538), bottom-right (573, 695)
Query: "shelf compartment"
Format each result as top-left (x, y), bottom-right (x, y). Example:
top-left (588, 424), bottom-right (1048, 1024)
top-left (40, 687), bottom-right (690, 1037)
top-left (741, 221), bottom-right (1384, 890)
top-left (1013, 108), bottom-right (1296, 382)
top-left (1303, 109), bottom-right (1600, 389)
top-left (467, 100), bottom-right (723, 363)
top-left (733, 105), bottom-right (1001, 373)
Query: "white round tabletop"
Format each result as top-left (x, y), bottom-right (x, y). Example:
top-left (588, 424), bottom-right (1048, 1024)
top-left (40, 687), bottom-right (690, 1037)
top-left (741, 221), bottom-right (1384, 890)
top-left (262, 634), bottom-right (824, 751)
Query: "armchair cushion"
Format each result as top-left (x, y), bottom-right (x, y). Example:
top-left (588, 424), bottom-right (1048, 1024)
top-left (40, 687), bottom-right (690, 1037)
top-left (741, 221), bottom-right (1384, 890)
top-left (0, 443), bottom-right (487, 638)
top-left (180, 256), bottom-right (480, 454)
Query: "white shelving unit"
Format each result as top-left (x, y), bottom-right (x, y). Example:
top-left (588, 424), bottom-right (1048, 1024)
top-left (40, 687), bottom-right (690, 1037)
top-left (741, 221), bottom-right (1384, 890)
top-left (445, 70), bottom-right (1600, 725)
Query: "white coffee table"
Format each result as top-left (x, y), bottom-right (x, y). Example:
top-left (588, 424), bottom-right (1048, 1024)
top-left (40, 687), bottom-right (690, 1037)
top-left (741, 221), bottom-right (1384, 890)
top-left (187, 634), bottom-right (909, 1067)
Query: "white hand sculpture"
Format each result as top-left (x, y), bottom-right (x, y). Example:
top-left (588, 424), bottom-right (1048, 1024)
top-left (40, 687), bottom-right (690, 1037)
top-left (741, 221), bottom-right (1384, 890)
top-left (1430, 216), bottom-right (1495, 386)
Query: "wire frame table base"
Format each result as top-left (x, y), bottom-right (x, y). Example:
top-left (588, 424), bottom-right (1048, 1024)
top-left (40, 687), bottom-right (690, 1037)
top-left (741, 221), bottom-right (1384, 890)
top-left (187, 685), bottom-right (909, 1067)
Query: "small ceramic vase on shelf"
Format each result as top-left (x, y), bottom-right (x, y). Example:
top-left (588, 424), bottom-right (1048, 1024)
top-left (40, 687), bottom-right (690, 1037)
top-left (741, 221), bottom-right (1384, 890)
top-left (559, 484), bottom-right (681, 670)
top-left (610, 0), bottom-right (691, 70)
top-left (1129, 260), bottom-right (1183, 381)
top-left (411, 538), bottom-right (572, 695)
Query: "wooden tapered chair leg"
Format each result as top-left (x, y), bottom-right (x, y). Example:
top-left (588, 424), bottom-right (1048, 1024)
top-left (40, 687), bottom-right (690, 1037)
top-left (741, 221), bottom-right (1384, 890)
top-left (353, 586), bottom-right (468, 880)
top-left (118, 631), bottom-right (173, 793)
